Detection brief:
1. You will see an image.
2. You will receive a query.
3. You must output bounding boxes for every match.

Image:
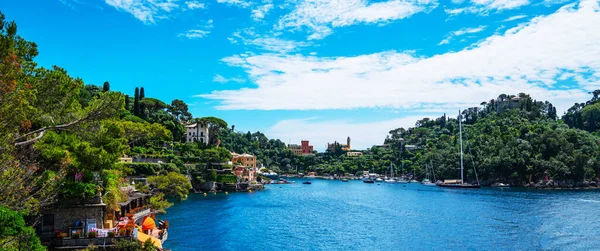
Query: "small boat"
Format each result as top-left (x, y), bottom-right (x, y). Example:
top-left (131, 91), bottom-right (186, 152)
top-left (491, 182), bottom-right (510, 188)
top-left (375, 178), bottom-right (383, 182)
top-left (363, 178), bottom-right (375, 183)
top-left (384, 179), bottom-right (396, 183)
top-left (409, 179), bottom-right (419, 183)
top-left (302, 181), bottom-right (312, 185)
top-left (396, 178), bottom-right (409, 184)
top-left (421, 178), bottom-right (435, 186)
top-left (277, 178), bottom-right (292, 184)
top-left (341, 178), bottom-right (349, 182)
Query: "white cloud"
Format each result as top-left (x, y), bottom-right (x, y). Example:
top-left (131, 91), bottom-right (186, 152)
top-left (217, 0), bottom-right (252, 8)
top-left (251, 3), bottom-right (274, 20)
top-left (438, 25), bottom-right (486, 45)
top-left (179, 19), bottom-right (214, 39)
top-left (503, 14), bottom-right (528, 22)
top-left (543, 0), bottom-right (574, 6)
top-left (59, 0), bottom-right (79, 9)
top-left (267, 116), bottom-right (426, 151)
top-left (277, 0), bottom-right (438, 40)
top-left (104, 0), bottom-right (179, 24)
top-left (213, 74), bottom-right (246, 83)
top-left (229, 29), bottom-right (313, 53)
top-left (200, 0), bottom-right (600, 114)
top-left (446, 0), bottom-right (530, 15)
top-left (185, 0), bottom-right (205, 9)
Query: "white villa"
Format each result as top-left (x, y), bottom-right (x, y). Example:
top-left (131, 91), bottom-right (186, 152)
top-left (185, 123), bottom-right (209, 144)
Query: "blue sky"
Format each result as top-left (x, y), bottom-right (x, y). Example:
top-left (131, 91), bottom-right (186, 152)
top-left (2, 0), bottom-right (599, 151)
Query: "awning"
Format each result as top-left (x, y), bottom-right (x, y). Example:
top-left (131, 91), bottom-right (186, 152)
top-left (444, 179), bottom-right (462, 184)
top-left (142, 216), bottom-right (156, 231)
top-left (137, 229), bottom-right (163, 250)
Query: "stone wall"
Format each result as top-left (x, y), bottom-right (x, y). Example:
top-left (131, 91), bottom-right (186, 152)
top-left (42, 204), bottom-right (106, 234)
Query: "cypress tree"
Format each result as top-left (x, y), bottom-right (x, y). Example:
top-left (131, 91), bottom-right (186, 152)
top-left (134, 87), bottom-right (140, 116)
top-left (125, 95), bottom-right (130, 110)
top-left (103, 81), bottom-right (110, 92)
top-left (140, 87), bottom-right (145, 99)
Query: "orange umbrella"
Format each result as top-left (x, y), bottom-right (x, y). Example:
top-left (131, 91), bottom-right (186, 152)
top-left (142, 216), bottom-right (156, 231)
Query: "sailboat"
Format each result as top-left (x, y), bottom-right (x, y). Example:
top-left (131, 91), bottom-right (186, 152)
top-left (422, 163), bottom-right (436, 186)
top-left (409, 167), bottom-right (419, 183)
top-left (396, 161), bottom-right (409, 183)
top-left (437, 110), bottom-right (481, 189)
top-left (384, 162), bottom-right (396, 183)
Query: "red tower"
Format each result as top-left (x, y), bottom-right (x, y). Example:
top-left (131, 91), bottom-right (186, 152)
top-left (301, 140), bottom-right (313, 154)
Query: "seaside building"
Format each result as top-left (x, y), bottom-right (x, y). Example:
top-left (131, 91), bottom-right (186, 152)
top-left (231, 152), bottom-right (257, 169)
top-left (38, 187), bottom-right (167, 250)
top-left (327, 137), bottom-right (351, 152)
top-left (233, 165), bottom-right (257, 182)
top-left (185, 123), bottom-right (209, 144)
top-left (288, 140), bottom-right (314, 155)
top-left (346, 151), bottom-right (363, 157)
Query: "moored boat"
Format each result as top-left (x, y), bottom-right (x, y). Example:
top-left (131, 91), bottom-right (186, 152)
top-left (363, 178), bottom-right (375, 183)
top-left (437, 110), bottom-right (481, 189)
top-left (341, 178), bottom-right (349, 182)
top-left (302, 181), bottom-right (312, 185)
top-left (491, 182), bottom-right (510, 188)
top-left (375, 178), bottom-right (383, 182)
top-left (421, 178), bottom-right (435, 186)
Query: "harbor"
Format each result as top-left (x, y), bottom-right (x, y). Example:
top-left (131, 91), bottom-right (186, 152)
top-left (163, 178), bottom-right (600, 250)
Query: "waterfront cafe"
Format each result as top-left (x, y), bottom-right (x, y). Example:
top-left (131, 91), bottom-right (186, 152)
top-left (38, 186), bottom-right (168, 249)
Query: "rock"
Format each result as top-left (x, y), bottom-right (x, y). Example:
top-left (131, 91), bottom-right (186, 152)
top-left (199, 181), bottom-right (217, 192)
top-left (590, 181), bottom-right (597, 187)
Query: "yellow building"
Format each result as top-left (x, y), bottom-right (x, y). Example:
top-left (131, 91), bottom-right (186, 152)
top-left (327, 137), bottom-right (351, 152)
top-left (231, 152), bottom-right (257, 169)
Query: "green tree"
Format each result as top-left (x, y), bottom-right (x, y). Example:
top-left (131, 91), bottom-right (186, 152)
top-left (147, 172), bottom-right (192, 200)
top-left (103, 81), bottom-right (110, 92)
top-left (168, 99), bottom-right (192, 122)
top-left (0, 207), bottom-right (45, 251)
top-left (140, 87), bottom-right (145, 99)
top-left (134, 87), bottom-right (140, 116)
top-left (149, 193), bottom-right (173, 214)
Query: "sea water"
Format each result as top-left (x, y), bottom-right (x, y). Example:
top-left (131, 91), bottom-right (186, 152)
top-left (163, 179), bottom-right (600, 250)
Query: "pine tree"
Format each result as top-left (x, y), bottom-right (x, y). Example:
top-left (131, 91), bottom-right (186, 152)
top-left (102, 81), bottom-right (110, 92)
top-left (134, 87), bottom-right (140, 116)
top-left (140, 87), bottom-right (145, 99)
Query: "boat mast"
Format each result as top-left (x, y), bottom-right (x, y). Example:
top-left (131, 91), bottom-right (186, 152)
top-left (430, 160), bottom-right (436, 182)
top-left (459, 110), bottom-right (464, 185)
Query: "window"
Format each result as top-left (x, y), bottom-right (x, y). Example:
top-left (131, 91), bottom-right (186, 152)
top-left (188, 132), bottom-right (191, 136)
top-left (200, 132), bottom-right (204, 137)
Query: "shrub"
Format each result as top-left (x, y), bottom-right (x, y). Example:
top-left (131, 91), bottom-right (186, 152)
top-left (216, 174), bottom-right (238, 184)
top-left (60, 182), bottom-right (98, 199)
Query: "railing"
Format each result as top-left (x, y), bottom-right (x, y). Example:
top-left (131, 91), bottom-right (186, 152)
top-left (133, 208), bottom-right (152, 220)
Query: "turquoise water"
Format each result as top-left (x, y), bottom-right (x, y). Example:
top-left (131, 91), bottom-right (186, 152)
top-left (163, 179), bottom-right (600, 250)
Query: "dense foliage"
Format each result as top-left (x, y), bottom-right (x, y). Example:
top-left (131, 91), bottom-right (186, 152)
top-left (147, 172), bottom-right (192, 200)
top-left (0, 206), bottom-right (45, 251)
top-left (384, 93), bottom-right (600, 185)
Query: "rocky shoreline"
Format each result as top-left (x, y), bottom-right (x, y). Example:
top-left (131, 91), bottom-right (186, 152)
top-left (192, 181), bottom-right (265, 193)
top-left (523, 180), bottom-right (599, 189)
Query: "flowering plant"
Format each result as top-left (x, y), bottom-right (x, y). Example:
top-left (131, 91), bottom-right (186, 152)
top-left (74, 172), bottom-right (83, 182)
top-left (88, 230), bottom-right (97, 238)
